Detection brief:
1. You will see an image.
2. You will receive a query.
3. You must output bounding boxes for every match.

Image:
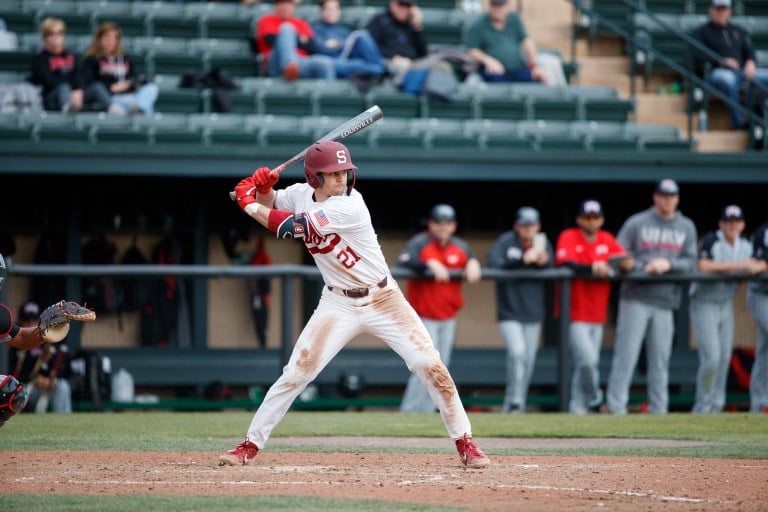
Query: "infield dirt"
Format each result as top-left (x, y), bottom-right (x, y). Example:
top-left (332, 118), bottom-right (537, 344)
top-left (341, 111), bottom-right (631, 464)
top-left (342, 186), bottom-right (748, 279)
top-left (4, 438), bottom-right (767, 511)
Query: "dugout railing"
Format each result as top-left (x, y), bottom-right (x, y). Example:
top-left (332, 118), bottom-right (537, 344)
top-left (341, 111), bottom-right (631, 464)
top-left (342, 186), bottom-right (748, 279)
top-left (4, 264), bottom-right (765, 412)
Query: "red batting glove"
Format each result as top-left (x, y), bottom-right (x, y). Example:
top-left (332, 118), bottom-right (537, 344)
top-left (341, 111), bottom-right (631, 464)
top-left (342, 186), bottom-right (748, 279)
top-left (253, 167), bottom-right (279, 195)
top-left (234, 176), bottom-right (258, 211)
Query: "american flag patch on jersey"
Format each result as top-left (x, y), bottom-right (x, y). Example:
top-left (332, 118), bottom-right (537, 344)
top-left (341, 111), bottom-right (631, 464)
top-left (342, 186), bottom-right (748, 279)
top-left (314, 210), bottom-right (329, 227)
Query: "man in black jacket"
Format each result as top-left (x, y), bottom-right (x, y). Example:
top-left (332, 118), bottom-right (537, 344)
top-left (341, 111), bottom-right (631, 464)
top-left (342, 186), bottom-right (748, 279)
top-left (692, 0), bottom-right (768, 129)
top-left (366, 0), bottom-right (428, 83)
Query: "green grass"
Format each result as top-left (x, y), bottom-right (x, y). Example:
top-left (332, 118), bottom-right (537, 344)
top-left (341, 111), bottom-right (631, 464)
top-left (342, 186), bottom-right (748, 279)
top-left (2, 411), bottom-right (767, 458)
top-left (4, 494), bottom-right (462, 512)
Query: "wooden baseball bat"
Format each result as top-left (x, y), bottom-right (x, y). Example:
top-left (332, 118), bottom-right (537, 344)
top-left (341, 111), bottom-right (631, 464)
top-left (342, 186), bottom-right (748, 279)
top-left (229, 105), bottom-right (383, 201)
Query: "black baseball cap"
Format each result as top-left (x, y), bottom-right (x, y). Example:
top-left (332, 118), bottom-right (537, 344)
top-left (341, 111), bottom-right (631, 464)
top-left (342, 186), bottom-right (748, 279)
top-left (397, 0), bottom-right (415, 5)
top-left (578, 199), bottom-right (603, 217)
top-left (720, 204), bottom-right (744, 221)
top-left (18, 300), bottom-right (40, 322)
top-left (489, 0), bottom-right (508, 5)
top-left (429, 204), bottom-right (456, 223)
top-left (655, 178), bottom-right (679, 195)
top-left (515, 206), bottom-right (540, 225)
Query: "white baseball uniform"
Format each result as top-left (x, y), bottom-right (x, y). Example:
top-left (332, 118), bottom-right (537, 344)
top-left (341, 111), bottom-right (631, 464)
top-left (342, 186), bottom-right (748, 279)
top-left (244, 183), bottom-right (473, 448)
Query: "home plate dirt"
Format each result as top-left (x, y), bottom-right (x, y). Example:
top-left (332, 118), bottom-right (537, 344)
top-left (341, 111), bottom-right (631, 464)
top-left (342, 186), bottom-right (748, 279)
top-left (3, 438), bottom-right (766, 511)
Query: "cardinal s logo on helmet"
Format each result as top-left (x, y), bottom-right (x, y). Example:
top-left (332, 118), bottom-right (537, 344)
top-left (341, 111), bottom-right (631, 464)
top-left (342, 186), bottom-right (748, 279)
top-left (304, 141), bottom-right (357, 195)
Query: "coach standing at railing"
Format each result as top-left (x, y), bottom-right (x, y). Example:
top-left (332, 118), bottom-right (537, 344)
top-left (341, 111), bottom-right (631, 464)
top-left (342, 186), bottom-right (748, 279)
top-left (605, 179), bottom-right (697, 415)
top-left (747, 220), bottom-right (768, 413)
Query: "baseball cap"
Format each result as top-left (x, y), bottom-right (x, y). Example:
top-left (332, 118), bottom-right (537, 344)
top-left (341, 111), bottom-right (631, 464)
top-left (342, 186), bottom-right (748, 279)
top-left (711, 0), bottom-right (731, 8)
top-left (515, 206), bottom-right (540, 225)
top-left (429, 203), bottom-right (456, 223)
top-left (721, 204), bottom-right (744, 221)
top-left (18, 300), bottom-right (41, 322)
top-left (655, 178), bottom-right (679, 195)
top-left (397, 0), bottom-right (415, 5)
top-left (489, 0), bottom-right (508, 5)
top-left (578, 199), bottom-right (604, 217)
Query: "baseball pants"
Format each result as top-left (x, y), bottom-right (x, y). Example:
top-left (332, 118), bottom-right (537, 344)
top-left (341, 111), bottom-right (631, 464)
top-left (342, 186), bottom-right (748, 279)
top-left (568, 322), bottom-right (604, 414)
top-left (245, 279), bottom-right (472, 448)
top-left (606, 299), bottom-right (674, 414)
top-left (689, 299), bottom-right (734, 413)
top-left (747, 290), bottom-right (768, 413)
top-left (400, 317), bottom-right (457, 413)
top-left (498, 320), bottom-right (541, 412)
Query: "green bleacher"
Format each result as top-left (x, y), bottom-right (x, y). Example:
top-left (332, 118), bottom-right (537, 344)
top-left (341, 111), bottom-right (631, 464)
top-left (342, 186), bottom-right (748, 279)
top-left (0, 0), bottom-right (695, 153)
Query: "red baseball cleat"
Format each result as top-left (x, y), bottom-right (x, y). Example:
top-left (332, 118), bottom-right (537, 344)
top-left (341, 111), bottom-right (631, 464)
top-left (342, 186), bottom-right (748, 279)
top-left (219, 439), bottom-right (259, 466)
top-left (282, 62), bottom-right (299, 81)
top-left (455, 433), bottom-right (490, 469)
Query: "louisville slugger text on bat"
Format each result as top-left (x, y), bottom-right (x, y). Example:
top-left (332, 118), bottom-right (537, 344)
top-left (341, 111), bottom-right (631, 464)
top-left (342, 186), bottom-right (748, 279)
top-left (229, 105), bottom-right (383, 201)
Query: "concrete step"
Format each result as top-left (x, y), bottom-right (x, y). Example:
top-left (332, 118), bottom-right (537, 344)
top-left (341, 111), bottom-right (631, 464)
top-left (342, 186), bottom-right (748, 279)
top-left (694, 130), bottom-right (749, 152)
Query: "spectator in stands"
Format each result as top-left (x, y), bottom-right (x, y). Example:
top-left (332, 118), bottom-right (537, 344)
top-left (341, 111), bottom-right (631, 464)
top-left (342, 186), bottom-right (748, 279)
top-left (397, 204), bottom-right (482, 413)
top-left (255, 0), bottom-right (335, 81)
top-left (486, 207), bottom-right (553, 413)
top-left (8, 301), bottom-right (72, 414)
top-left (312, 0), bottom-right (386, 80)
top-left (464, 0), bottom-right (566, 86)
top-left (366, 0), bottom-right (427, 83)
top-left (692, 0), bottom-right (768, 129)
top-left (689, 205), bottom-right (763, 413)
top-left (29, 18), bottom-right (83, 113)
top-left (79, 22), bottom-right (158, 116)
top-left (605, 179), bottom-right (697, 415)
top-left (555, 199), bottom-right (628, 414)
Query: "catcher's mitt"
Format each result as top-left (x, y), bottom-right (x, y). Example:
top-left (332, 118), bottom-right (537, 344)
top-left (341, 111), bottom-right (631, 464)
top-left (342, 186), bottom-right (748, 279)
top-left (39, 300), bottom-right (96, 343)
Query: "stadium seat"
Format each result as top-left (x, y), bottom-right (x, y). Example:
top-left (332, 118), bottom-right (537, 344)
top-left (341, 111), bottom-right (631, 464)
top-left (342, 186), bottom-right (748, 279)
top-left (0, 3), bottom-right (36, 34)
top-left (259, 85), bottom-right (312, 116)
top-left (581, 97), bottom-right (635, 122)
top-left (132, 112), bottom-right (202, 144)
top-left (423, 92), bottom-right (478, 120)
top-left (476, 94), bottom-right (528, 121)
top-left (299, 79), bottom-right (366, 117)
top-left (571, 121), bottom-right (640, 151)
top-left (366, 83), bottom-right (422, 118)
top-left (531, 96), bottom-right (580, 121)
top-left (190, 113), bottom-right (254, 145)
top-left (155, 89), bottom-right (207, 114)
top-left (517, 120), bottom-right (586, 151)
top-left (0, 50), bottom-right (34, 73)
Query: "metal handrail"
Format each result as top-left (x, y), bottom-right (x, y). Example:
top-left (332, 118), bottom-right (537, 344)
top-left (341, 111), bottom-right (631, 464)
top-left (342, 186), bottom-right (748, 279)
top-left (571, 0), bottom-right (767, 140)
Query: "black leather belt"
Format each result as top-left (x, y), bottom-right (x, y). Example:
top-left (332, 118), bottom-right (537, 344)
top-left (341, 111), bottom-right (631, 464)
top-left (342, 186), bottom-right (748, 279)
top-left (328, 276), bottom-right (388, 298)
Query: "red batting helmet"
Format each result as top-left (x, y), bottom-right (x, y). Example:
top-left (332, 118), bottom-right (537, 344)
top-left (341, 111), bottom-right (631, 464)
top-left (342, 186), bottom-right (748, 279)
top-left (304, 140), bottom-right (357, 195)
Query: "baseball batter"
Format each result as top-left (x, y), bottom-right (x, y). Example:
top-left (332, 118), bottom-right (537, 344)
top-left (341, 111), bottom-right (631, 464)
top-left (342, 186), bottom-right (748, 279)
top-left (747, 220), bottom-right (768, 412)
top-left (689, 205), bottom-right (762, 413)
top-left (606, 179), bottom-right (697, 414)
top-left (555, 199), bottom-right (627, 414)
top-left (220, 141), bottom-right (490, 469)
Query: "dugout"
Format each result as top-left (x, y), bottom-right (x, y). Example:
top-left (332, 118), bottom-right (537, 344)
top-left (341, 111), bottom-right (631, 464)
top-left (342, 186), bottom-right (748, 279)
top-left (1, 147), bottom-right (767, 411)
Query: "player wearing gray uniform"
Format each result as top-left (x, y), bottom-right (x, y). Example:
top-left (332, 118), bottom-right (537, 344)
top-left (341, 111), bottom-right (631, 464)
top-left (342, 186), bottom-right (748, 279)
top-left (689, 205), bottom-right (762, 413)
top-left (606, 179), bottom-right (697, 414)
top-left (486, 207), bottom-right (553, 413)
top-left (220, 141), bottom-right (490, 468)
top-left (747, 222), bottom-right (768, 412)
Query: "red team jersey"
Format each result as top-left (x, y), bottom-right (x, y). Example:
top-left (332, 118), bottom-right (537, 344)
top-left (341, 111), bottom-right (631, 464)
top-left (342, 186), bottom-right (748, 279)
top-left (555, 228), bottom-right (626, 323)
top-left (256, 15), bottom-right (314, 59)
top-left (405, 238), bottom-right (470, 321)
